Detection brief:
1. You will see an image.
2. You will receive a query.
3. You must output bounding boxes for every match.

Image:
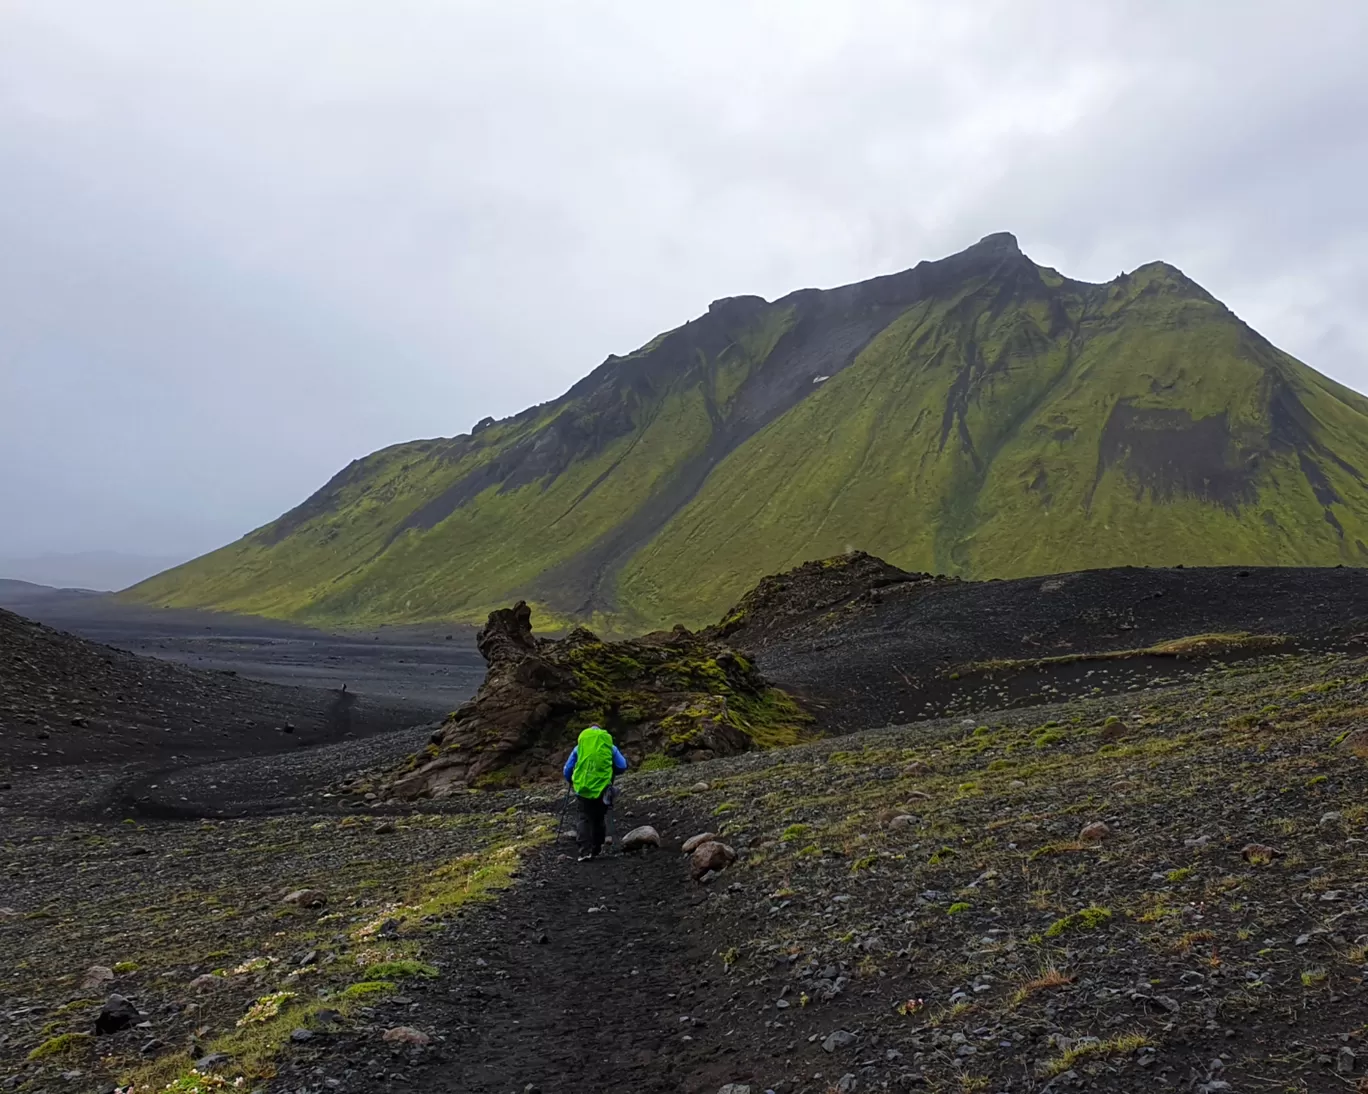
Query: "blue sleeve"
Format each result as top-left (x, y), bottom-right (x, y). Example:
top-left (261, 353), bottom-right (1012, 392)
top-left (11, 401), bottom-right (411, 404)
top-left (612, 745), bottom-right (628, 772)
top-left (562, 746), bottom-right (578, 782)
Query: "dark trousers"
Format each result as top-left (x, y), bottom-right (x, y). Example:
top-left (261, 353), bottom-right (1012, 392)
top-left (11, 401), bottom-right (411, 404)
top-left (576, 793), bottom-right (609, 856)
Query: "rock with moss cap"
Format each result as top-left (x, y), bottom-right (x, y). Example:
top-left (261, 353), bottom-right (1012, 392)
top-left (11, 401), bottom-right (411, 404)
top-left (370, 600), bottom-right (810, 800)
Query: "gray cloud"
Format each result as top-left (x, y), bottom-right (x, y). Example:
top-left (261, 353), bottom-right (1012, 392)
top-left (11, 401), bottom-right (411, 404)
top-left (2, 0), bottom-right (1365, 564)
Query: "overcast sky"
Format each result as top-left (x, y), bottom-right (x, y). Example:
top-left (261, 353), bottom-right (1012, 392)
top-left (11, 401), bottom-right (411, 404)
top-left (3, 1), bottom-right (1366, 573)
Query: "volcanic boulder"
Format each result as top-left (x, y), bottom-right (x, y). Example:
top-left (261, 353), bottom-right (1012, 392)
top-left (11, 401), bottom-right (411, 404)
top-left (374, 601), bottom-right (808, 800)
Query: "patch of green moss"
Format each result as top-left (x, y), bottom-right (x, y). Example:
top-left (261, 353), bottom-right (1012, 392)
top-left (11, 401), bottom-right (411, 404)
top-left (340, 980), bottom-right (397, 1000)
top-left (28, 1032), bottom-right (92, 1061)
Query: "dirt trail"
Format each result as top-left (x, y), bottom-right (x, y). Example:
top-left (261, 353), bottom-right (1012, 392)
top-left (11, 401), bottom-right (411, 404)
top-left (274, 808), bottom-right (752, 1094)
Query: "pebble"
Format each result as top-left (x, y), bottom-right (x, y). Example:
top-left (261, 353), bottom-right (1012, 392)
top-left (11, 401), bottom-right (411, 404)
top-left (281, 888), bottom-right (327, 908)
top-left (381, 1026), bottom-right (430, 1046)
top-left (95, 993), bottom-right (140, 1035)
top-left (717, 1086), bottom-right (752, 1094)
top-left (683, 832), bottom-right (719, 854)
top-left (289, 1029), bottom-right (314, 1043)
top-left (822, 1029), bottom-right (856, 1053)
top-left (1078, 821), bottom-right (1111, 842)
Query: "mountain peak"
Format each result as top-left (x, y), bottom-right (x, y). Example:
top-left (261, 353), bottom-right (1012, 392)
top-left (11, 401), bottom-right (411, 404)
top-left (968, 231), bottom-right (1021, 255)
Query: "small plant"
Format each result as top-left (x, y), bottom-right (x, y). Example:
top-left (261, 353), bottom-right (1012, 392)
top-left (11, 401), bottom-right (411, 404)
top-left (897, 997), bottom-right (926, 1016)
top-left (851, 854), bottom-right (878, 872)
top-left (27, 1032), bottom-right (92, 1061)
top-left (1301, 967), bottom-right (1328, 988)
top-left (363, 960), bottom-right (437, 980)
top-left (713, 801), bottom-right (736, 816)
top-left (1166, 867), bottom-right (1195, 883)
top-left (1039, 1032), bottom-right (1151, 1077)
top-left (720, 947), bottom-right (740, 970)
top-left (112, 960), bottom-right (140, 974)
top-left (947, 902), bottom-right (971, 916)
top-left (1011, 966), bottom-right (1073, 1005)
top-left (340, 980), bottom-right (397, 1000)
top-left (1034, 729), bottom-right (1066, 748)
top-left (158, 1071), bottom-right (247, 1092)
top-left (638, 752), bottom-right (678, 772)
top-left (1045, 906), bottom-right (1112, 938)
top-left (236, 990), bottom-right (296, 1026)
top-left (780, 824), bottom-right (811, 842)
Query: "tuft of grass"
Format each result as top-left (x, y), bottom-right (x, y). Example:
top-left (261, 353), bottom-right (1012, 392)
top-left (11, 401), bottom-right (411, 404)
top-left (1045, 906), bottom-right (1112, 938)
top-left (340, 980), bottom-right (397, 1000)
top-left (1011, 966), bottom-right (1074, 1005)
top-left (1039, 1032), bottom-right (1151, 1077)
top-left (361, 960), bottom-right (437, 981)
top-left (27, 1032), bottom-right (92, 1061)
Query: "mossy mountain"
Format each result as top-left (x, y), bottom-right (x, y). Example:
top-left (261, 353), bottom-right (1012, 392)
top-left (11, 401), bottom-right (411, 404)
top-left (127, 232), bottom-right (1368, 630)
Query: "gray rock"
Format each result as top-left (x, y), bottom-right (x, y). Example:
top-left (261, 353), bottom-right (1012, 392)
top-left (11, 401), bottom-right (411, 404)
top-left (621, 826), bottom-right (661, 852)
top-left (289, 1029), bottom-right (314, 1043)
top-left (718, 1086), bottom-right (752, 1094)
top-left (823, 1029), bottom-right (856, 1053)
top-left (1339, 1047), bottom-right (1357, 1075)
top-left (837, 1075), bottom-right (858, 1093)
top-left (195, 1054), bottom-right (231, 1071)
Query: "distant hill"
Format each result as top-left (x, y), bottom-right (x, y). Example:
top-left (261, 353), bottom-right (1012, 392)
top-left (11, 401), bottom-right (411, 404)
top-left (125, 232), bottom-right (1368, 631)
top-left (1, 551), bottom-right (187, 592)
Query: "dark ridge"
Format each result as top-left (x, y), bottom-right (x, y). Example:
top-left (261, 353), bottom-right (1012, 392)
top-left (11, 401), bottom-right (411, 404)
top-left (254, 457), bottom-right (373, 547)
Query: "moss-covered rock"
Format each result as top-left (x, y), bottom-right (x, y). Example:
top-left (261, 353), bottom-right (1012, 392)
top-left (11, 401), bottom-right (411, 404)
top-left (374, 600), bottom-right (811, 799)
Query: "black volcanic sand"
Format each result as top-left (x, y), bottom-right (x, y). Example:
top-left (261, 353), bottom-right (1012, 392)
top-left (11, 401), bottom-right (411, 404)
top-left (7, 567), bottom-right (1368, 1094)
top-left (747, 565), bottom-right (1368, 731)
top-left (0, 603), bottom-right (484, 824)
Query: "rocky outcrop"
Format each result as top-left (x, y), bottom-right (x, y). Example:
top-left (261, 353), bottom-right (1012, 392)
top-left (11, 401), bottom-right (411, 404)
top-left (710, 551), bottom-right (953, 650)
top-left (369, 601), bottom-right (809, 800)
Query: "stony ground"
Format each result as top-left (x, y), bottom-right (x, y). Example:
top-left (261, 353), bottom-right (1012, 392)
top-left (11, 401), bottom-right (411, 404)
top-left (9, 644), bottom-right (1368, 1094)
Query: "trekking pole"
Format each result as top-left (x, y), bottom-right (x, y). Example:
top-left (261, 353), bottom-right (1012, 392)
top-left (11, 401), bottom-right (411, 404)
top-left (555, 784), bottom-right (572, 843)
top-left (606, 785), bottom-right (620, 855)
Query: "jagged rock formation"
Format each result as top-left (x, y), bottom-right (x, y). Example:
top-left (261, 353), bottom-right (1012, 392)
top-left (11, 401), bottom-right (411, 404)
top-left (371, 600), bottom-right (808, 799)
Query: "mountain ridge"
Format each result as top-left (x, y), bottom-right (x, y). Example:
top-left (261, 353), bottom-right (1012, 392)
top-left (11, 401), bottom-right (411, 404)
top-left (125, 233), bottom-right (1368, 630)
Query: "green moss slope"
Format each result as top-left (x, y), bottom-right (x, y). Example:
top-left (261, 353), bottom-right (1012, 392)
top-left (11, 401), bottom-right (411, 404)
top-left (125, 234), bottom-right (1368, 630)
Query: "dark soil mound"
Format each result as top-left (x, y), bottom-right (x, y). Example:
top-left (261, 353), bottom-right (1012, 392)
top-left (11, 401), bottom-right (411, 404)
top-left (370, 601), bottom-right (809, 800)
top-left (710, 550), bottom-right (950, 648)
top-left (744, 563), bottom-right (1368, 731)
top-left (0, 607), bottom-right (437, 771)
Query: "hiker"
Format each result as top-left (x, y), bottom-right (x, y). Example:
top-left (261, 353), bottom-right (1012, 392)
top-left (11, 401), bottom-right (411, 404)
top-left (562, 725), bottom-right (628, 862)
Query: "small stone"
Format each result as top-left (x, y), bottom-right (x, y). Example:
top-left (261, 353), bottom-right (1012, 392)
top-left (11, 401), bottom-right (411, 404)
top-left (1079, 821), bottom-right (1111, 842)
top-left (524, 1086), bottom-right (543, 1094)
top-left (904, 761), bottom-right (932, 776)
top-left (95, 993), bottom-right (140, 1034)
top-left (822, 1029), bottom-right (856, 1053)
top-left (139, 1038), bottom-right (164, 1056)
top-left (886, 815), bottom-right (918, 831)
top-left (1184, 835), bottom-right (1211, 848)
top-left (690, 841), bottom-right (737, 880)
top-left (281, 889), bottom-right (327, 908)
top-left (1321, 811), bottom-right (1344, 827)
top-left (188, 974), bottom-right (221, 990)
top-left (621, 826), bottom-right (661, 852)
top-left (81, 965), bottom-right (115, 991)
top-left (374, 822), bottom-right (397, 834)
top-left (381, 1026), bottom-right (430, 1046)
top-left (683, 832), bottom-right (719, 854)
top-left (536, 932), bottom-right (550, 945)
top-left (70, 717), bottom-right (88, 728)
top-left (289, 1029), bottom-right (314, 1043)
top-left (718, 1086), bottom-right (752, 1094)
top-left (1338, 1046), bottom-right (1357, 1075)
top-left (194, 1053), bottom-right (230, 1072)
top-left (1241, 843), bottom-right (1282, 863)
top-left (690, 781), bottom-right (711, 792)
top-left (837, 1075), bottom-right (858, 1093)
